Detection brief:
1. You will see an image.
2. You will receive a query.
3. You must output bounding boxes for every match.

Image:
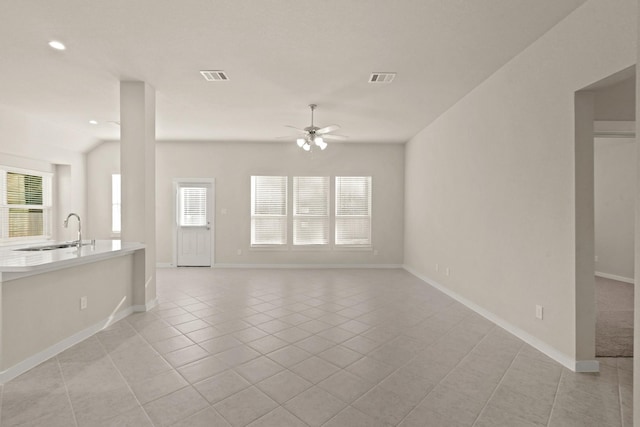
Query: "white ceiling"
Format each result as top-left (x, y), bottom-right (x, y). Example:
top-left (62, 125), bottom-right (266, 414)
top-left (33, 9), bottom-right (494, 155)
top-left (0, 0), bottom-right (587, 152)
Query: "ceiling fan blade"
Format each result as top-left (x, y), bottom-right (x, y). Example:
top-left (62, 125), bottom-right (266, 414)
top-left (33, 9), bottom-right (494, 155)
top-left (316, 124), bottom-right (340, 135)
top-left (322, 134), bottom-right (348, 141)
top-left (284, 125), bottom-right (307, 134)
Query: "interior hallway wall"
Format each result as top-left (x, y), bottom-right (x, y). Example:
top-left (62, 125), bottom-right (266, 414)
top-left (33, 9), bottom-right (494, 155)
top-left (403, 0), bottom-right (636, 367)
top-left (595, 137), bottom-right (636, 281)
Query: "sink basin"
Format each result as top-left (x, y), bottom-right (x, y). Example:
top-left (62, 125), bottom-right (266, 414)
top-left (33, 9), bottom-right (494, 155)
top-left (14, 243), bottom-right (79, 251)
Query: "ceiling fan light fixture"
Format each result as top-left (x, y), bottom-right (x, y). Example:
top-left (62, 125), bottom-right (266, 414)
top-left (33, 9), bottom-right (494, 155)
top-left (48, 40), bottom-right (66, 50)
top-left (286, 104), bottom-right (344, 152)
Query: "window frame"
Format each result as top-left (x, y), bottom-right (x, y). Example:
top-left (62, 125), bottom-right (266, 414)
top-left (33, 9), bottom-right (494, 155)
top-left (178, 185), bottom-right (208, 227)
top-left (292, 176), bottom-right (330, 247)
top-left (0, 166), bottom-right (53, 244)
top-left (250, 175), bottom-right (288, 247)
top-left (335, 176), bottom-right (372, 248)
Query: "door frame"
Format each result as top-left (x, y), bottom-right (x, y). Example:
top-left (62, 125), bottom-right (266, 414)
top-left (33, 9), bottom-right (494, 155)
top-left (172, 178), bottom-right (215, 267)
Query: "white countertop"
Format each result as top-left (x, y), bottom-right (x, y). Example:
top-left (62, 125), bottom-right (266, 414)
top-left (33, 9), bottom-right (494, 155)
top-left (0, 240), bottom-right (145, 280)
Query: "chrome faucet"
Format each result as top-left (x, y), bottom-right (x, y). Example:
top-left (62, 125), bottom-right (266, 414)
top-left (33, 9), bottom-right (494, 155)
top-left (63, 213), bottom-right (82, 248)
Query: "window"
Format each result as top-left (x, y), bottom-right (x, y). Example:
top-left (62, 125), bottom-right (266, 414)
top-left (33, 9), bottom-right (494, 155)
top-left (293, 176), bottom-right (329, 245)
top-left (179, 186), bottom-right (208, 226)
top-left (0, 168), bottom-right (52, 242)
top-left (251, 176), bottom-right (287, 246)
top-left (335, 176), bottom-right (372, 246)
top-left (112, 174), bottom-right (121, 234)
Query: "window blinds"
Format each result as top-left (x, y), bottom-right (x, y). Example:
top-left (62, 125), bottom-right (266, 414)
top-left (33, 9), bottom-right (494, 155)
top-left (335, 176), bottom-right (372, 246)
top-left (293, 176), bottom-right (329, 245)
top-left (1, 170), bottom-right (52, 240)
top-left (179, 187), bottom-right (207, 226)
top-left (251, 176), bottom-right (287, 245)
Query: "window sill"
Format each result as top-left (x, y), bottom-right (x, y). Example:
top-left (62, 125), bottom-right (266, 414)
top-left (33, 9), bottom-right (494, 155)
top-left (0, 237), bottom-right (54, 248)
top-left (249, 245), bottom-right (373, 253)
top-left (333, 246), bottom-right (373, 251)
top-left (250, 246), bottom-right (289, 252)
top-left (291, 245), bottom-right (331, 251)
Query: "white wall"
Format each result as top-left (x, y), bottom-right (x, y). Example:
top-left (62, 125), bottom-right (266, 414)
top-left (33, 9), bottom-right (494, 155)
top-left (0, 106), bottom-right (91, 241)
top-left (594, 77), bottom-right (636, 121)
top-left (404, 0), bottom-right (636, 366)
top-left (595, 138), bottom-right (636, 281)
top-left (86, 141), bottom-right (120, 239)
top-left (86, 140), bottom-right (405, 266)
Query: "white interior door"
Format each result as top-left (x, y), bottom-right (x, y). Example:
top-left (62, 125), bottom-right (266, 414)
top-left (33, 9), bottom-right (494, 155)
top-left (177, 182), bottom-right (212, 266)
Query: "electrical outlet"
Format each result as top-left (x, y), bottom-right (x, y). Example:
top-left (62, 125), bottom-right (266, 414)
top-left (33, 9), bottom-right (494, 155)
top-left (595, 255), bottom-right (599, 262)
top-left (445, 267), bottom-right (450, 276)
top-left (536, 305), bottom-right (543, 320)
top-left (80, 296), bottom-right (87, 310)
top-left (236, 249), bottom-right (242, 255)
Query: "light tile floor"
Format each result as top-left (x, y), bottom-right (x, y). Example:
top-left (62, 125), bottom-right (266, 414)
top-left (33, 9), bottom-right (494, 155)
top-left (0, 268), bottom-right (632, 426)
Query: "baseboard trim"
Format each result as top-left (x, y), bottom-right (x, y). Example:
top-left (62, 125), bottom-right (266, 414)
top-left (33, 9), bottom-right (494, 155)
top-left (157, 263), bottom-right (174, 268)
top-left (0, 305), bottom-right (135, 384)
top-left (575, 360), bottom-right (600, 372)
top-left (213, 263), bottom-right (404, 269)
top-left (403, 265), bottom-right (592, 373)
top-left (595, 271), bottom-right (634, 285)
top-left (133, 298), bottom-right (158, 312)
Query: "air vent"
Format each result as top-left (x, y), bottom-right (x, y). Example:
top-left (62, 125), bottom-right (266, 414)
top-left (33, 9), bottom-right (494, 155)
top-left (200, 70), bottom-right (229, 82)
top-left (369, 72), bottom-right (396, 83)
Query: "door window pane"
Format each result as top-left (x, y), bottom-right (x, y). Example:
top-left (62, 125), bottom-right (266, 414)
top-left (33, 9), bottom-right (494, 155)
top-left (180, 187), bottom-right (207, 226)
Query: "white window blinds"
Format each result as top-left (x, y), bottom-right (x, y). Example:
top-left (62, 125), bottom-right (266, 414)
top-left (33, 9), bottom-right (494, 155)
top-left (112, 174), bottom-right (121, 234)
top-left (0, 168), bottom-right (52, 241)
top-left (335, 176), bottom-right (372, 246)
top-left (251, 176), bottom-right (287, 245)
top-left (293, 176), bottom-right (329, 245)
top-left (179, 187), bottom-right (208, 226)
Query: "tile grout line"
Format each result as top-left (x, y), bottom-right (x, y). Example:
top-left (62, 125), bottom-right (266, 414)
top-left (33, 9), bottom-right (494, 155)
top-left (95, 318), bottom-right (162, 426)
top-left (394, 322), bottom-right (502, 426)
top-left (469, 341), bottom-right (526, 427)
top-left (545, 365), bottom-right (565, 427)
top-left (160, 278), bottom-right (393, 426)
top-left (54, 356), bottom-right (80, 427)
top-left (617, 363), bottom-right (625, 427)
top-left (125, 310), bottom-right (223, 419)
top-left (154, 292), bottom-right (295, 426)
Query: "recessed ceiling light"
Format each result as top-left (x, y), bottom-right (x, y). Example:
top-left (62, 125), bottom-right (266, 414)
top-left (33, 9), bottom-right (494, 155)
top-left (48, 40), bottom-right (66, 50)
top-left (89, 120), bottom-right (98, 125)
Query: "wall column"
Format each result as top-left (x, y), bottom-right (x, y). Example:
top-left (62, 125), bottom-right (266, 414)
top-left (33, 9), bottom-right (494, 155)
top-left (574, 91), bottom-right (596, 366)
top-left (120, 81), bottom-right (156, 309)
top-left (633, 2), bottom-right (640, 419)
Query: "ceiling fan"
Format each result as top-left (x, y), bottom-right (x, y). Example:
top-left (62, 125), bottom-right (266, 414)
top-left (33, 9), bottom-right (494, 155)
top-left (284, 104), bottom-right (347, 151)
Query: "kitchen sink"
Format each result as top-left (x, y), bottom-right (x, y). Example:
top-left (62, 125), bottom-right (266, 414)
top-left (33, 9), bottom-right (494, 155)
top-left (14, 243), bottom-right (79, 251)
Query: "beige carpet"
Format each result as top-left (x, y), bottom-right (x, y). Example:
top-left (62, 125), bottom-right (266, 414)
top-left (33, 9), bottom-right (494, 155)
top-left (595, 275), bottom-right (634, 357)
